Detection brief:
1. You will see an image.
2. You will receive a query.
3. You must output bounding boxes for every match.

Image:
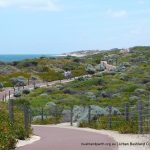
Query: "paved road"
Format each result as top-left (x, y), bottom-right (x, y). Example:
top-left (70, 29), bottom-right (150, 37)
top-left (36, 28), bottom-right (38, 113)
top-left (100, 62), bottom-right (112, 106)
top-left (16, 126), bottom-right (118, 150)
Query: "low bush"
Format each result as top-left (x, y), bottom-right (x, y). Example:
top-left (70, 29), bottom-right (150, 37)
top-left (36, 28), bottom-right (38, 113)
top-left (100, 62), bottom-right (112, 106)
top-left (79, 116), bottom-right (139, 134)
top-left (22, 89), bottom-right (30, 95)
top-left (0, 110), bottom-right (16, 150)
top-left (32, 117), bottom-right (61, 125)
top-left (0, 102), bottom-right (32, 150)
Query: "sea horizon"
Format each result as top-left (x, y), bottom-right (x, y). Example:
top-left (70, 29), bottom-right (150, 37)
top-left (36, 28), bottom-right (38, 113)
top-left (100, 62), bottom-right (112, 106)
top-left (0, 54), bottom-right (61, 62)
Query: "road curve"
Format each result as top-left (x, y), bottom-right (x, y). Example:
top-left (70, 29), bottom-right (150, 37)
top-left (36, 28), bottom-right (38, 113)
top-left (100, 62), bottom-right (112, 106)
top-left (16, 126), bottom-right (118, 150)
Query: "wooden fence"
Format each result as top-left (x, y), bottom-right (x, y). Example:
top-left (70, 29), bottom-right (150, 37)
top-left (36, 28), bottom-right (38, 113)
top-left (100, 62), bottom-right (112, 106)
top-left (29, 100), bottom-right (150, 134)
top-left (8, 99), bottom-right (31, 135)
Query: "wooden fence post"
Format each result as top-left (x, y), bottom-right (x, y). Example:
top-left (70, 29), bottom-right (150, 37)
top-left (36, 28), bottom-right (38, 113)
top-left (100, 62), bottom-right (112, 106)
top-left (5, 93), bottom-right (7, 101)
top-left (47, 81), bottom-right (48, 87)
top-left (23, 105), bottom-right (29, 134)
top-left (55, 106), bottom-right (58, 124)
top-left (138, 100), bottom-right (143, 134)
top-left (108, 105), bottom-right (112, 129)
top-left (8, 99), bottom-right (14, 123)
top-left (2, 95), bottom-right (4, 101)
top-left (70, 106), bottom-right (73, 126)
top-left (88, 105), bottom-right (91, 125)
top-left (9, 91), bottom-right (11, 99)
top-left (29, 108), bottom-right (32, 125)
top-left (13, 87), bottom-right (15, 93)
top-left (28, 78), bottom-right (30, 85)
top-left (41, 107), bottom-right (44, 121)
top-left (125, 103), bottom-right (129, 121)
top-left (33, 81), bottom-right (36, 89)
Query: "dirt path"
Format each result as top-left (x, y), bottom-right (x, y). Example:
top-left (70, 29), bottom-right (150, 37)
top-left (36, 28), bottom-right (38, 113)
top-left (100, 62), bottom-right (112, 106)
top-left (0, 75), bottom-right (91, 101)
top-left (16, 125), bottom-right (118, 150)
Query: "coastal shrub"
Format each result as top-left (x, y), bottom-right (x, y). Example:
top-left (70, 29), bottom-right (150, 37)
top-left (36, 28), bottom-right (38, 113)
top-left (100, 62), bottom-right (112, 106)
top-left (118, 120), bottom-right (138, 134)
top-left (95, 64), bottom-right (105, 71)
top-left (0, 109), bottom-right (16, 150)
top-left (72, 67), bottom-right (86, 77)
top-left (77, 76), bottom-right (87, 81)
top-left (63, 89), bottom-right (77, 95)
top-left (73, 58), bottom-right (82, 63)
top-left (45, 102), bottom-right (63, 116)
top-left (32, 117), bottom-right (61, 125)
top-left (19, 61), bottom-right (38, 67)
top-left (79, 116), bottom-right (138, 134)
top-left (145, 82), bottom-right (150, 90)
top-left (10, 76), bottom-right (27, 86)
top-left (31, 76), bottom-right (38, 81)
top-left (14, 91), bottom-right (22, 97)
top-left (55, 84), bottom-right (64, 90)
top-left (86, 92), bottom-right (96, 100)
top-left (14, 98), bottom-right (30, 106)
top-left (94, 72), bottom-right (103, 77)
top-left (22, 89), bottom-right (30, 95)
top-left (100, 91), bottom-right (111, 98)
top-left (141, 78), bottom-right (150, 84)
top-left (0, 102), bottom-right (32, 150)
top-left (134, 88), bottom-right (147, 95)
top-left (62, 109), bottom-right (72, 122)
top-left (112, 93), bottom-right (121, 98)
top-left (129, 96), bottom-right (139, 104)
top-left (85, 64), bottom-right (96, 74)
top-left (121, 62), bottom-right (130, 67)
top-left (119, 73), bottom-right (129, 81)
top-left (123, 84), bottom-right (138, 93)
top-left (36, 70), bottom-right (63, 81)
top-left (45, 88), bottom-right (53, 94)
top-left (73, 105), bottom-right (108, 123)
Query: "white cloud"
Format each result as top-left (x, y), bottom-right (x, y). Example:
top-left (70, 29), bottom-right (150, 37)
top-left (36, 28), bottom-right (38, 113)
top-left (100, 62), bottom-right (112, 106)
top-left (107, 9), bottom-right (128, 18)
top-left (0, 0), bottom-right (61, 11)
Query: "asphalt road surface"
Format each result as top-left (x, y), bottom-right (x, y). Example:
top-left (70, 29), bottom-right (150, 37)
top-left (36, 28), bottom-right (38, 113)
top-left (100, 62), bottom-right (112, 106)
top-left (16, 126), bottom-right (118, 150)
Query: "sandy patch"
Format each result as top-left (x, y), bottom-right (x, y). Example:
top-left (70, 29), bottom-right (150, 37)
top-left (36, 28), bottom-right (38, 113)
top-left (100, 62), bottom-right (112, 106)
top-left (16, 135), bottom-right (40, 148)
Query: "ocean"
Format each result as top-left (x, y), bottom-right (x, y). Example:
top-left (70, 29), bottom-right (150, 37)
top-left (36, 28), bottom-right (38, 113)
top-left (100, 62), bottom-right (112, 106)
top-left (0, 54), bottom-right (59, 62)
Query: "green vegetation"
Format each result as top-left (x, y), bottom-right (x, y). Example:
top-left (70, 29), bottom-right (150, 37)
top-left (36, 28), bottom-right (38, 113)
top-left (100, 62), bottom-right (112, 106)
top-left (0, 46), bottom-right (150, 141)
top-left (79, 116), bottom-right (139, 134)
top-left (0, 56), bottom-right (87, 87)
top-left (0, 102), bottom-right (32, 150)
top-left (20, 46), bottom-right (149, 132)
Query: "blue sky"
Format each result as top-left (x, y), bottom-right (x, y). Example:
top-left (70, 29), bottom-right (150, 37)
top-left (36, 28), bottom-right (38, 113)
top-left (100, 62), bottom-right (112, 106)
top-left (0, 0), bottom-right (150, 54)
